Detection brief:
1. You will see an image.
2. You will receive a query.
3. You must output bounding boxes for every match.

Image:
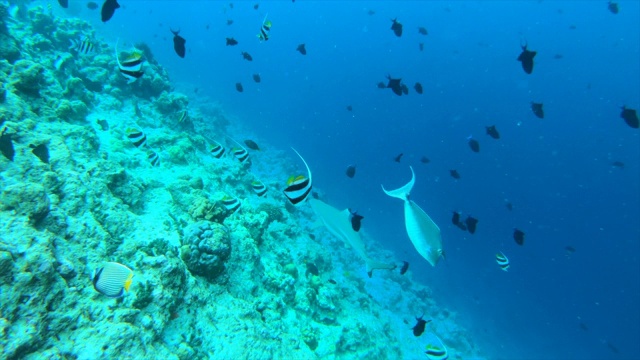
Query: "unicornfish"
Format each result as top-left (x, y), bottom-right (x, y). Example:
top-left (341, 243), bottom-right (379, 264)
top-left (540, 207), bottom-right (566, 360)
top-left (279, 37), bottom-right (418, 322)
top-left (382, 167), bottom-right (443, 266)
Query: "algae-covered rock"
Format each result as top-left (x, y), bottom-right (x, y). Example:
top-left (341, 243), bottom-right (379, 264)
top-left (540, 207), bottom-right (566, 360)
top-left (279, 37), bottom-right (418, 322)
top-left (0, 251), bottom-right (14, 283)
top-left (0, 182), bottom-right (50, 222)
top-left (55, 99), bottom-right (90, 123)
top-left (9, 60), bottom-right (45, 96)
top-left (180, 221), bottom-right (231, 280)
top-left (188, 195), bottom-right (226, 223)
top-left (155, 91), bottom-right (188, 114)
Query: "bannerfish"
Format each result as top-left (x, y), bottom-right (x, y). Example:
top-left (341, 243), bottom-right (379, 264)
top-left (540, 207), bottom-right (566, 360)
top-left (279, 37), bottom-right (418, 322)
top-left (306, 262), bottom-right (319, 276)
top-left (87, 2), bottom-right (99, 10)
top-left (252, 73), bottom-right (261, 83)
top-left (296, 44), bottom-right (307, 55)
top-left (170, 29), bottom-right (186, 58)
top-left (412, 315), bottom-right (431, 337)
top-left (232, 147), bottom-right (249, 163)
top-left (418, 27), bottom-right (428, 36)
top-left (377, 82), bottom-right (386, 89)
top-left (126, 128), bottom-right (147, 148)
top-left (114, 40), bottom-right (144, 83)
top-left (414, 82), bottom-right (423, 94)
top-left (92, 262), bottom-right (133, 298)
top-left (465, 215), bottom-right (478, 234)
top-left (486, 125), bottom-right (500, 139)
top-left (420, 156), bottom-right (430, 164)
top-left (424, 334), bottom-right (448, 360)
top-left (235, 82), bottom-right (243, 92)
top-left (251, 180), bottom-right (267, 197)
top-left (382, 167), bottom-right (444, 267)
top-left (69, 37), bottom-right (95, 55)
top-left (221, 194), bottom-right (241, 213)
top-left (612, 161), bottom-right (624, 169)
top-left (58, 0), bottom-right (68, 8)
top-left (449, 170), bottom-right (460, 179)
top-left (386, 75), bottom-right (403, 96)
top-left (514, 228), bottom-right (525, 245)
top-left (467, 136), bottom-right (480, 153)
top-left (96, 119), bottom-right (109, 130)
top-left (257, 14), bottom-right (272, 41)
top-left (531, 102), bottom-right (544, 119)
top-left (399, 261), bottom-right (409, 275)
top-left (608, 1), bottom-right (619, 14)
top-left (210, 141), bottom-right (225, 159)
top-left (517, 43), bottom-right (536, 74)
top-left (178, 110), bottom-right (188, 124)
top-left (390, 18), bottom-right (403, 37)
top-left (496, 252), bottom-right (509, 271)
top-left (147, 149), bottom-right (160, 167)
top-left (244, 139), bottom-right (260, 150)
top-left (345, 164), bottom-right (356, 178)
top-left (346, 105), bottom-right (352, 112)
top-left (620, 106), bottom-right (639, 128)
top-left (401, 84), bottom-right (409, 95)
top-left (226, 37), bottom-right (238, 46)
top-left (241, 51), bottom-right (253, 61)
top-left (350, 210), bottom-right (363, 232)
top-left (283, 148), bottom-right (313, 205)
top-left (0, 128), bottom-right (15, 161)
top-left (101, 0), bottom-right (120, 22)
top-left (394, 153), bottom-right (403, 162)
top-left (30, 144), bottom-right (50, 164)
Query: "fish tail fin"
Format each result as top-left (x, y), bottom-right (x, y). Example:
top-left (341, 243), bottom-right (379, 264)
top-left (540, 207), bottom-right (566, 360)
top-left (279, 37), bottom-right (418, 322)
top-left (381, 166), bottom-right (415, 201)
top-left (366, 258), bottom-right (397, 278)
top-left (69, 38), bottom-right (77, 50)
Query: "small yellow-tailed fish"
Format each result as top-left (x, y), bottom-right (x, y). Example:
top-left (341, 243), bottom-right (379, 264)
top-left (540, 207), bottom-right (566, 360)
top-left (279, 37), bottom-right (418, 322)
top-left (92, 262), bottom-right (133, 298)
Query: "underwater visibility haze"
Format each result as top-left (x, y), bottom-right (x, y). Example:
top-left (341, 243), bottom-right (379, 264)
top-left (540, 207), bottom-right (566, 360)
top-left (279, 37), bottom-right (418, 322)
top-left (0, 0), bottom-right (638, 359)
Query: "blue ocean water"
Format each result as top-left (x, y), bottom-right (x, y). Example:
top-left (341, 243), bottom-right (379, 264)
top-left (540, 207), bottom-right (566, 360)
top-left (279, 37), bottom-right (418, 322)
top-left (60, 0), bottom-right (639, 358)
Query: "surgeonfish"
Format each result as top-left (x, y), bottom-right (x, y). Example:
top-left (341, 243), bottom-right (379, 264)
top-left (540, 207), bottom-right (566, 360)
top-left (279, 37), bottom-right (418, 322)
top-left (226, 37), bottom-right (239, 46)
top-left (115, 40), bottom-right (144, 83)
top-left (235, 82), bottom-right (243, 92)
top-left (349, 210), bottom-right (363, 232)
top-left (608, 1), bottom-right (619, 14)
top-left (58, 0), bottom-right (69, 8)
top-left (382, 167), bottom-right (444, 267)
top-left (414, 82), bottom-right (423, 94)
top-left (252, 73), bottom-right (261, 83)
top-left (241, 52), bottom-right (253, 61)
top-left (147, 150), bottom-right (160, 167)
top-left (69, 37), bottom-right (95, 55)
top-left (170, 28), bottom-right (186, 58)
top-left (221, 195), bottom-right (241, 213)
top-left (283, 148), bottom-right (313, 205)
top-left (309, 198), bottom-right (396, 277)
top-left (126, 128), bottom-right (147, 148)
top-left (101, 0), bottom-right (120, 23)
top-left (210, 142), bottom-right (225, 159)
top-left (412, 314), bottom-right (431, 337)
top-left (496, 252), bottom-right (510, 271)
top-left (0, 128), bottom-right (15, 161)
top-left (29, 144), bottom-right (50, 164)
top-left (257, 14), bottom-right (272, 41)
top-left (251, 180), bottom-right (267, 197)
top-left (386, 75), bottom-right (403, 96)
top-left (620, 106), bottom-right (639, 129)
top-left (513, 228), bottom-right (525, 245)
top-left (244, 139), bottom-right (260, 150)
top-left (296, 43), bottom-right (306, 55)
top-left (467, 136), bottom-right (480, 153)
top-left (486, 125), bottom-right (500, 139)
top-left (92, 262), bottom-right (133, 298)
top-left (390, 18), bottom-right (403, 37)
top-left (517, 43), bottom-right (536, 74)
top-left (531, 102), bottom-right (544, 119)
top-left (399, 261), bottom-right (409, 275)
top-left (449, 170), bottom-right (460, 179)
top-left (345, 164), bottom-right (356, 178)
top-left (424, 333), bottom-right (449, 360)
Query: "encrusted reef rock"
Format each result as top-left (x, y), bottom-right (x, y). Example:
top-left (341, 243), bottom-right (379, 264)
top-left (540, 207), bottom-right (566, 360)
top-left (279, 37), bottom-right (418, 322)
top-left (9, 60), bottom-right (46, 96)
top-left (180, 221), bottom-right (231, 280)
top-left (0, 182), bottom-right (50, 223)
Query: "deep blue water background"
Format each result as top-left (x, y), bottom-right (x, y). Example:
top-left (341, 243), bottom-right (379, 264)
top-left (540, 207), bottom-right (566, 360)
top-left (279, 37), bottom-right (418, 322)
top-left (71, 1), bottom-right (639, 358)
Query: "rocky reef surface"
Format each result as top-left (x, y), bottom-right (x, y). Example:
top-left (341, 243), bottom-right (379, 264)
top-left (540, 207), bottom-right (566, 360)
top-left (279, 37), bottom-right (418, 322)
top-left (0, 4), bottom-right (484, 359)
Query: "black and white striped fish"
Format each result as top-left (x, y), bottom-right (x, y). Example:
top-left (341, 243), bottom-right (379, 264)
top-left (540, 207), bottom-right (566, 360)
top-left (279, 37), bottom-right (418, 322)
top-left (251, 180), bottom-right (267, 197)
top-left (210, 142), bottom-right (225, 159)
top-left (147, 149), bottom-right (160, 167)
top-left (115, 40), bottom-right (144, 83)
top-left (221, 195), bottom-right (241, 212)
top-left (283, 148), bottom-right (312, 205)
top-left (495, 252), bottom-right (509, 271)
top-left (178, 110), bottom-right (188, 123)
top-left (257, 14), bottom-right (271, 42)
top-left (69, 37), bottom-right (95, 55)
top-left (232, 147), bottom-right (249, 163)
top-left (91, 262), bottom-right (133, 298)
top-left (424, 334), bottom-right (448, 360)
top-left (126, 128), bottom-right (147, 148)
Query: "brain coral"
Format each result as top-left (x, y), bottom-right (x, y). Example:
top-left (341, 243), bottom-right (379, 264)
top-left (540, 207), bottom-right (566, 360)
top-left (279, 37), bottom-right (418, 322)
top-left (180, 221), bottom-right (231, 280)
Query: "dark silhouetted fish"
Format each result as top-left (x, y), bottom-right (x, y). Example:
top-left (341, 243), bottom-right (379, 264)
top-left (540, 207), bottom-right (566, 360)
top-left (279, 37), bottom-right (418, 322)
top-left (252, 73), bottom-right (261, 83)
top-left (253, 3), bottom-right (259, 10)
top-left (241, 51), bottom-right (253, 61)
top-left (506, 201), bottom-right (513, 211)
top-left (350, 211), bottom-right (364, 232)
top-left (467, 136), bottom-right (480, 153)
top-left (58, 0), bottom-right (68, 8)
top-left (400, 261), bottom-right (409, 275)
top-left (306, 262), bottom-right (319, 276)
top-left (414, 82), bottom-right (423, 94)
top-left (513, 228), bottom-right (525, 245)
top-left (401, 84), bottom-right (409, 95)
top-left (87, 1), bottom-right (98, 10)
top-left (97, 119), bottom-right (109, 131)
top-left (418, 27), bottom-right (428, 35)
top-left (296, 43), bottom-right (307, 55)
top-left (465, 216), bottom-right (478, 234)
top-left (227, 19), bottom-right (233, 26)
top-left (531, 102), bottom-right (544, 119)
top-left (486, 125), bottom-right (500, 139)
top-left (451, 211), bottom-right (461, 226)
top-left (101, 0), bottom-right (120, 22)
top-left (235, 82), bottom-right (243, 92)
top-left (226, 37), bottom-right (238, 46)
top-left (608, 1), bottom-right (619, 14)
top-left (386, 75), bottom-right (403, 96)
top-left (345, 165), bottom-right (356, 178)
top-left (620, 106), bottom-right (639, 128)
top-left (328, 279), bottom-right (337, 284)
top-left (377, 82), bottom-right (386, 89)
top-left (419, 43), bottom-right (424, 51)
top-left (390, 18), bottom-right (403, 37)
top-left (412, 315), bottom-right (431, 337)
top-left (450, 170), bottom-right (460, 179)
top-left (517, 43), bottom-right (536, 74)
top-left (565, 245), bottom-right (576, 254)
top-left (244, 139), bottom-right (260, 150)
top-left (170, 29), bottom-right (186, 58)
top-left (394, 153), bottom-right (403, 162)
top-left (367, 9), bottom-right (375, 16)
top-left (0, 128), bottom-right (15, 161)
top-left (346, 105), bottom-right (352, 112)
top-left (420, 156), bottom-right (430, 164)
top-left (612, 161), bottom-right (624, 169)
top-left (30, 144), bottom-right (50, 164)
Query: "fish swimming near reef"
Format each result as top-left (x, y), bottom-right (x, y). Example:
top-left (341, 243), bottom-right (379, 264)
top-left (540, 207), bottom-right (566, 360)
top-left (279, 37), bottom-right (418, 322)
top-left (414, 82), bottom-right (423, 94)
top-left (115, 40), bottom-right (144, 83)
top-left (465, 215), bottom-right (478, 234)
top-left (296, 43), bottom-right (307, 55)
top-left (251, 180), bottom-right (267, 196)
top-left (412, 314), bottom-right (431, 336)
top-left (449, 170), bottom-right (460, 179)
top-left (101, 0), bottom-right (120, 22)
top-left (401, 83), bottom-right (409, 95)
top-left (390, 18), bottom-right (403, 37)
top-left (257, 14), bottom-right (272, 41)
top-left (394, 153), bottom-right (403, 162)
top-left (620, 106), bottom-right (639, 128)
top-left (608, 1), bottom-right (619, 14)
top-left (517, 43), bottom-right (536, 74)
top-left (178, 110), bottom-right (188, 124)
top-left (96, 119), bottom-right (109, 131)
top-left (92, 262), bottom-right (133, 298)
top-left (125, 128), bottom-right (147, 148)
top-left (241, 51), bottom-right (253, 61)
top-left (386, 75), bottom-right (403, 96)
top-left (486, 125), bottom-right (500, 139)
top-left (170, 28), bottom-right (186, 58)
top-left (210, 141), bottom-right (225, 159)
top-left (306, 262), bottom-right (319, 276)
top-left (30, 144), bottom-right (50, 164)
top-left (87, 1), bottom-right (99, 10)
top-left (221, 194), bottom-right (241, 213)
top-left (227, 137), bottom-right (250, 163)
top-left (424, 333), bottom-right (449, 360)
top-left (382, 167), bottom-right (444, 267)
top-left (244, 139), bottom-right (260, 150)
top-left (0, 128), bottom-right (15, 162)
top-left (283, 148), bottom-right (313, 205)
top-left (252, 73), bottom-right (261, 83)
top-left (399, 261), bottom-right (409, 275)
top-left (467, 136), bottom-right (480, 153)
top-left (496, 252), bottom-right (510, 271)
top-left (235, 82), bottom-right (243, 92)
top-left (69, 37), bottom-right (95, 55)
top-left (418, 27), bottom-right (428, 35)
top-left (345, 164), bottom-right (356, 178)
top-left (147, 149), bottom-right (160, 167)
top-left (513, 228), bottom-right (525, 245)
top-left (58, 0), bottom-right (69, 8)
top-left (531, 102), bottom-right (544, 119)
top-left (349, 210), bottom-right (363, 232)
top-left (377, 82), bottom-right (386, 89)
top-left (310, 198), bottom-right (396, 277)
top-left (226, 37), bottom-right (239, 46)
